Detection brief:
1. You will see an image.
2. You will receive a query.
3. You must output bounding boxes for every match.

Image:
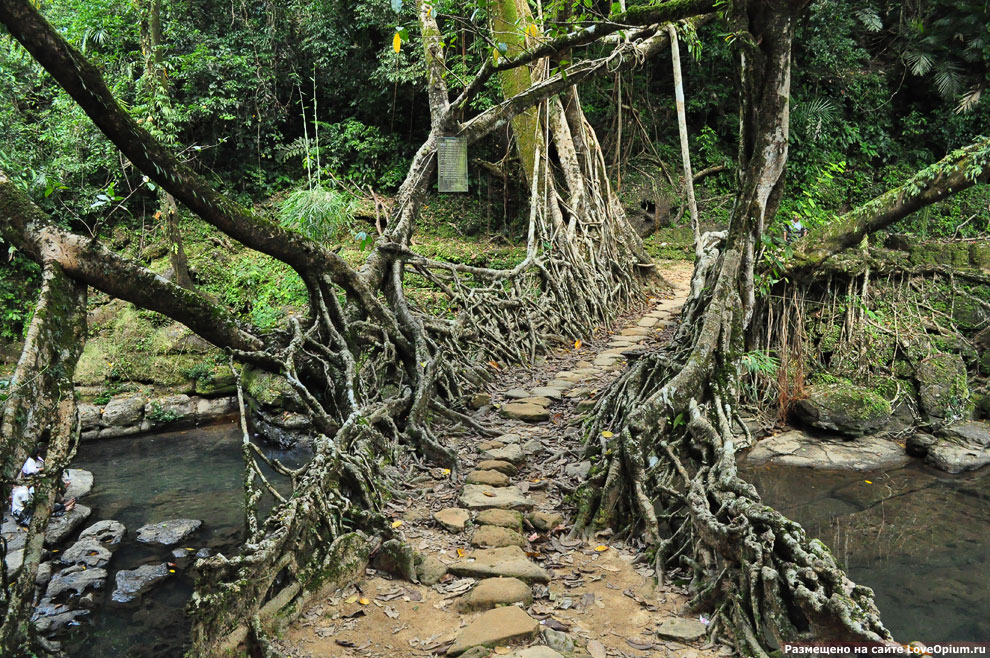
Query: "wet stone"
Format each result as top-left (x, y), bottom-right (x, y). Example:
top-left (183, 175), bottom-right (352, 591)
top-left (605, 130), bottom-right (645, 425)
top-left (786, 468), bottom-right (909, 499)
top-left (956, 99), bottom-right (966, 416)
top-left (449, 546), bottom-right (549, 583)
top-left (466, 470), bottom-right (511, 487)
top-left (448, 604), bottom-right (540, 655)
top-left (60, 538), bottom-right (113, 568)
top-left (501, 403), bottom-right (550, 422)
top-left (475, 508), bottom-right (523, 532)
top-left (78, 520), bottom-right (126, 547)
top-left (136, 519), bottom-right (201, 546)
top-left (434, 507), bottom-right (471, 532)
top-left (476, 460), bottom-right (518, 476)
top-left (471, 525), bottom-right (526, 548)
top-left (459, 485), bottom-right (533, 511)
top-left (111, 562), bottom-right (170, 605)
top-left (459, 577), bottom-right (533, 612)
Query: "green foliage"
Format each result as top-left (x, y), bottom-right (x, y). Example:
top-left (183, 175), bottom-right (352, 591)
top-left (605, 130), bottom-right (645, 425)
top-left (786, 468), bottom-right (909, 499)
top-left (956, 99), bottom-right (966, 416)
top-left (278, 185), bottom-right (357, 243)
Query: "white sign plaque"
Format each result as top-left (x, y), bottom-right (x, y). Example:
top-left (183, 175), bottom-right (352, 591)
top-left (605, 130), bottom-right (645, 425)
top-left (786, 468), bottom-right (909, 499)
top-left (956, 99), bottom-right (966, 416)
top-left (438, 136), bottom-right (468, 193)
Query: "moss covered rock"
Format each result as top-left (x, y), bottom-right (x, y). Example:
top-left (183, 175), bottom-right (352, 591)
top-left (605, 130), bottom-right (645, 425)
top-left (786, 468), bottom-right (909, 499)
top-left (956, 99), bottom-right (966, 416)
top-left (241, 364), bottom-right (297, 410)
top-left (916, 353), bottom-right (970, 423)
top-left (793, 382), bottom-right (892, 437)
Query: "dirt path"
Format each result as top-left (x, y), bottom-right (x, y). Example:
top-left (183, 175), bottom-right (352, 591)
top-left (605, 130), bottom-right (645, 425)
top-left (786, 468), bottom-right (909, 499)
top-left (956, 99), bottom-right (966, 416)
top-left (278, 263), bottom-right (726, 658)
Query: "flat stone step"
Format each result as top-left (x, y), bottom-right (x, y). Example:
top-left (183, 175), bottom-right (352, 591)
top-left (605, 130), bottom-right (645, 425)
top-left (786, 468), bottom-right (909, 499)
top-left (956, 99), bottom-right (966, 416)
top-left (475, 508), bottom-right (523, 531)
top-left (465, 470), bottom-right (511, 487)
top-left (459, 485), bottom-right (533, 511)
top-left (433, 507), bottom-right (470, 532)
top-left (530, 387), bottom-right (563, 400)
top-left (476, 460), bottom-right (517, 476)
top-left (449, 546), bottom-right (549, 583)
top-left (470, 525), bottom-right (526, 548)
top-left (619, 327), bottom-right (650, 336)
top-left (458, 577), bottom-right (533, 612)
top-left (637, 316), bottom-right (659, 328)
top-left (482, 444), bottom-right (526, 464)
top-left (448, 605), bottom-right (540, 656)
top-left (592, 355), bottom-right (618, 367)
top-left (500, 402), bottom-right (549, 422)
top-left (504, 388), bottom-right (532, 399)
top-left (515, 396), bottom-right (551, 407)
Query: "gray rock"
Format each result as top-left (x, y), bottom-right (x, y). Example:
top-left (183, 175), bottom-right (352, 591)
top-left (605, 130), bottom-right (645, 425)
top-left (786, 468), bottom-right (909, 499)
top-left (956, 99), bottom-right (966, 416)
top-left (111, 562), bottom-right (171, 605)
top-left (475, 509), bottom-right (523, 532)
top-left (45, 565), bottom-right (108, 600)
top-left (792, 383), bottom-right (891, 437)
top-left (926, 438), bottom-right (990, 474)
top-left (45, 505), bottom-right (92, 545)
top-left (916, 353), bottom-right (969, 423)
top-left (31, 601), bottom-right (90, 635)
top-left (530, 387), bottom-right (563, 400)
top-left (77, 404), bottom-right (101, 431)
top-left (543, 628), bottom-right (575, 653)
top-left (459, 485), bottom-right (533, 511)
top-left (906, 432), bottom-right (938, 457)
top-left (36, 561), bottom-right (53, 586)
top-left (60, 538), bottom-right (112, 568)
top-left (144, 394), bottom-right (194, 425)
top-left (2, 514), bottom-right (26, 551)
top-left (78, 520), bottom-right (126, 547)
top-left (195, 396), bottom-right (236, 421)
top-left (505, 388), bottom-right (532, 400)
top-left (433, 507), bottom-right (470, 532)
top-left (470, 525), bottom-right (526, 548)
top-left (510, 648), bottom-right (564, 658)
top-left (136, 519), bottom-right (201, 546)
top-left (483, 444), bottom-right (526, 465)
top-left (415, 554), bottom-right (448, 586)
top-left (940, 421), bottom-right (990, 446)
top-left (63, 469), bottom-right (93, 500)
top-left (496, 433), bottom-right (523, 445)
top-left (526, 511), bottom-right (564, 532)
top-left (4, 547), bottom-right (24, 576)
top-left (746, 431), bottom-right (910, 471)
top-left (100, 396), bottom-right (145, 428)
top-left (564, 461), bottom-right (592, 479)
top-left (521, 439), bottom-right (544, 456)
top-left (469, 393), bottom-right (492, 410)
top-left (657, 617), bottom-right (708, 640)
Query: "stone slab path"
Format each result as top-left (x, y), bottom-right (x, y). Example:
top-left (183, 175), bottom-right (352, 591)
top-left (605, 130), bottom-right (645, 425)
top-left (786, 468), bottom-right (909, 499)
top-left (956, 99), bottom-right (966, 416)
top-left (280, 263), bottom-right (728, 658)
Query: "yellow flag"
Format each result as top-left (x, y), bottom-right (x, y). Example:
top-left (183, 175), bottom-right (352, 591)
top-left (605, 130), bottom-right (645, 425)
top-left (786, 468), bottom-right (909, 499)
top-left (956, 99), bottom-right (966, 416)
top-left (393, 32), bottom-right (402, 53)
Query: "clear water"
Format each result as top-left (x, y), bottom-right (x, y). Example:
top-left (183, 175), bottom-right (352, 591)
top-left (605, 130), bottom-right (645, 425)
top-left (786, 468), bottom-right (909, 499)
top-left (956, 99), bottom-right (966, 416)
top-left (63, 423), bottom-right (309, 658)
top-left (739, 462), bottom-right (990, 643)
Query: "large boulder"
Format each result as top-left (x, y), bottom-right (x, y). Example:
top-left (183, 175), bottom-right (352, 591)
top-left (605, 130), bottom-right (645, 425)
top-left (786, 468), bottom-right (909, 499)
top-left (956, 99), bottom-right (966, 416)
top-left (926, 421), bottom-right (990, 473)
top-left (45, 504), bottom-right (92, 545)
top-left (45, 565), bottom-right (108, 600)
top-left (793, 383), bottom-right (891, 437)
top-left (111, 563), bottom-right (171, 605)
top-left (916, 353), bottom-right (969, 423)
top-left (136, 519), bottom-right (201, 546)
top-left (78, 520), bottom-right (126, 547)
top-left (100, 396), bottom-right (145, 428)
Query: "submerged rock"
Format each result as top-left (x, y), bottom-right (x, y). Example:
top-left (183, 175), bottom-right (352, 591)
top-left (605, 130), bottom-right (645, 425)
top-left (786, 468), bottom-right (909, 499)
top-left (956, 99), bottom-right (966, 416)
top-left (111, 563), bottom-right (171, 605)
top-left (793, 383), bottom-right (891, 437)
top-left (136, 519), bottom-right (201, 546)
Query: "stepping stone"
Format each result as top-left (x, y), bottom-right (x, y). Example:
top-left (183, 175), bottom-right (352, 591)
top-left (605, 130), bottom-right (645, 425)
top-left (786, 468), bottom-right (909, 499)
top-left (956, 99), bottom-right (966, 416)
top-left (60, 538), bottom-right (113, 568)
top-left (657, 617), bottom-right (708, 640)
top-left (526, 511), bottom-right (564, 532)
top-left (530, 387), bottom-right (562, 400)
top-left (476, 460), bottom-right (517, 476)
top-left (521, 439), bottom-right (544, 456)
top-left (459, 485), bottom-right (533, 511)
top-left (434, 507), bottom-right (470, 532)
top-left (572, 367), bottom-right (599, 375)
top-left (483, 444), bottom-right (526, 464)
top-left (637, 316), bottom-right (658, 327)
top-left (501, 403), bottom-right (549, 422)
top-left (565, 387), bottom-right (592, 399)
top-left (45, 504), bottom-right (92, 545)
top-left (553, 371), bottom-right (584, 382)
top-left (136, 519), bottom-right (201, 546)
top-left (620, 327), bottom-right (650, 336)
top-left (496, 433), bottom-right (522, 444)
top-left (576, 399), bottom-right (597, 412)
top-left (111, 563), bottom-right (170, 605)
top-left (476, 508), bottom-right (523, 532)
top-left (466, 470), bottom-right (511, 487)
top-left (593, 355), bottom-right (618, 367)
top-left (510, 648), bottom-right (564, 658)
top-left (516, 396), bottom-right (551, 407)
top-left (449, 546), bottom-right (549, 583)
top-left (470, 525), bottom-right (526, 548)
top-left (505, 388), bottom-right (532, 399)
top-left (459, 577), bottom-right (533, 612)
top-left (63, 469), bottom-right (94, 499)
top-left (448, 605), bottom-right (540, 656)
top-left (601, 348), bottom-right (630, 357)
top-left (416, 554), bottom-right (448, 585)
top-left (545, 381), bottom-right (574, 392)
top-left (608, 340), bottom-right (637, 348)
top-left (575, 360), bottom-right (594, 368)
top-left (478, 440), bottom-right (505, 451)
top-left (78, 520), bottom-right (126, 547)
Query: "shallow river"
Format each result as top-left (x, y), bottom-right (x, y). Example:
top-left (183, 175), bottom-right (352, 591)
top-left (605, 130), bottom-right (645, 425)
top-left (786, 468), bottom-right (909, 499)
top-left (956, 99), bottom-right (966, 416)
top-left (61, 426), bottom-right (987, 655)
top-left (740, 462), bottom-right (990, 643)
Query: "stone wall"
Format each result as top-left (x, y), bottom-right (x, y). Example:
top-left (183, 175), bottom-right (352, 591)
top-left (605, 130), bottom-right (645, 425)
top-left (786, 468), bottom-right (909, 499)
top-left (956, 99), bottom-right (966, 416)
top-left (78, 393), bottom-right (237, 440)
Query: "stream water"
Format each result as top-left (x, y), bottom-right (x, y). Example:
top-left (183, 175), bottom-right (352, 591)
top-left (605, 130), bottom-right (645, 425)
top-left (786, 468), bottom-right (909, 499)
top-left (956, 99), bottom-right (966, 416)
top-left (55, 426), bottom-right (988, 655)
top-left (63, 422), bottom-right (308, 657)
top-left (739, 462), bottom-right (990, 643)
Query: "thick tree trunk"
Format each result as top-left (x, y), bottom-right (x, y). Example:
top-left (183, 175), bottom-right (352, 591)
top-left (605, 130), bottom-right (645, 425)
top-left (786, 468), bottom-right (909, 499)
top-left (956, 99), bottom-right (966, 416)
top-left (574, 2), bottom-right (895, 654)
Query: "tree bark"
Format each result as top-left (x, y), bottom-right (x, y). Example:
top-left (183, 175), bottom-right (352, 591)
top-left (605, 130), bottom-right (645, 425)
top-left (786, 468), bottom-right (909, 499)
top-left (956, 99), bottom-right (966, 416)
top-left (667, 24), bottom-right (701, 254)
